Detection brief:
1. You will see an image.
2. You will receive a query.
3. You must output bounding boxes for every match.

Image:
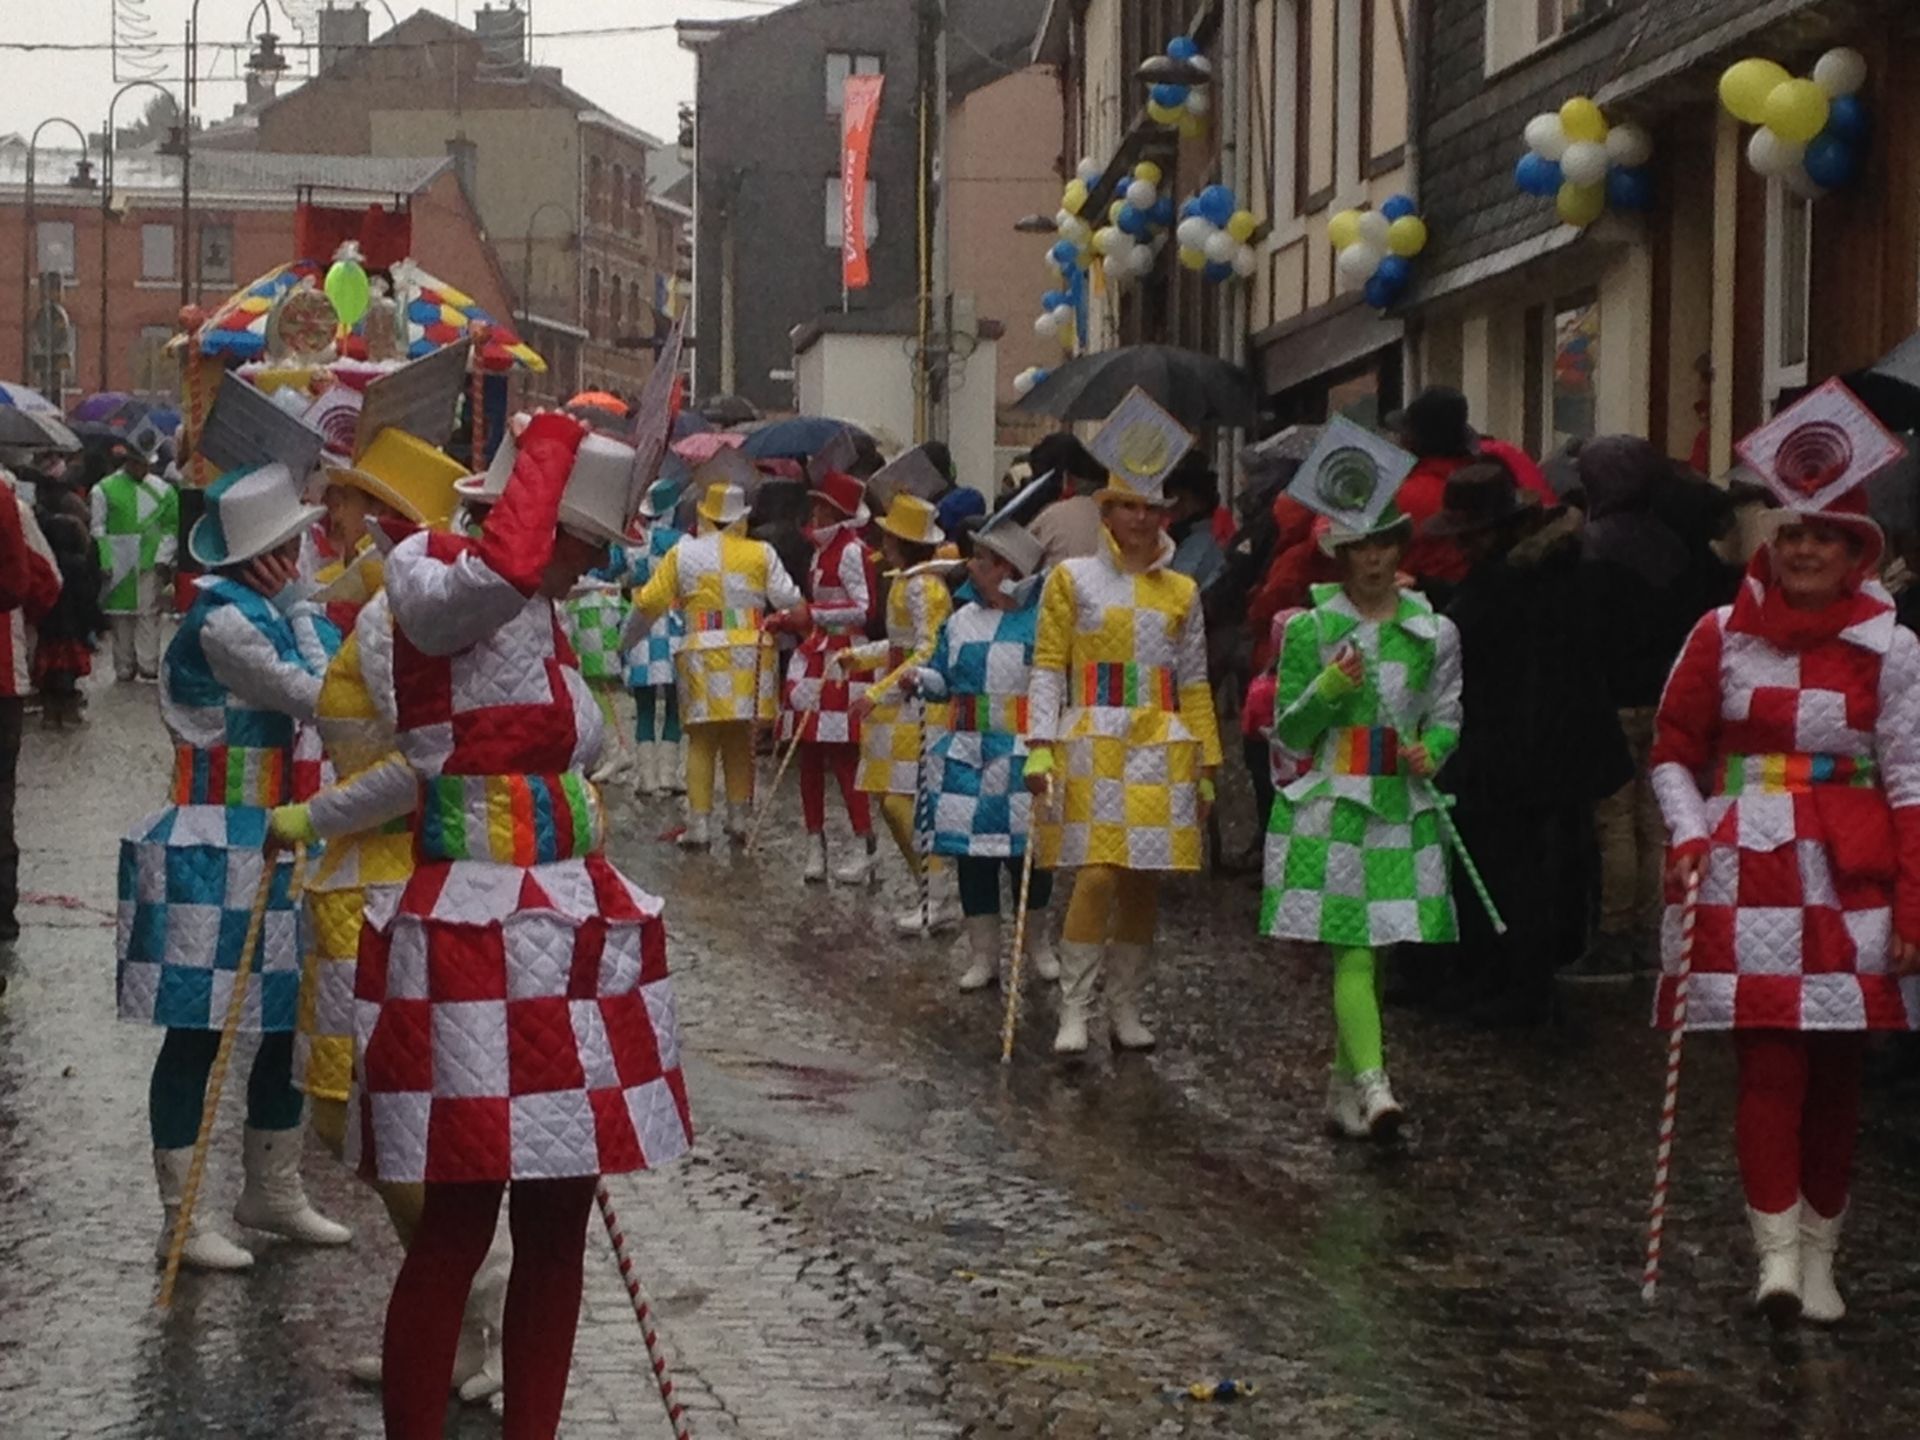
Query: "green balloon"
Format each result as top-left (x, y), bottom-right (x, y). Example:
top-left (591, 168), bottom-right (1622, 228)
top-left (324, 260), bottom-right (371, 327)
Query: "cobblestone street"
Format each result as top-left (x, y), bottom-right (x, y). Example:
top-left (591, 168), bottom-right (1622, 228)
top-left (9, 680), bottom-right (1920, 1437)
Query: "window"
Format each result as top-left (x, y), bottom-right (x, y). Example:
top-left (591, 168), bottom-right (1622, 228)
top-left (35, 220), bottom-right (76, 279)
top-left (1486, 0), bottom-right (1606, 72)
top-left (587, 156), bottom-right (604, 224)
top-left (587, 267), bottom-right (601, 338)
top-left (630, 175), bottom-right (646, 237)
top-left (141, 224), bottom-right (175, 281)
top-left (610, 275), bottom-right (624, 335)
top-left (199, 223), bottom-right (234, 285)
top-left (611, 164), bottom-right (626, 233)
top-left (825, 52), bottom-right (883, 115)
top-left (824, 175), bottom-right (879, 248)
top-left (1526, 291), bottom-right (1600, 453)
top-left (130, 324), bottom-right (174, 395)
top-left (1764, 183), bottom-right (1812, 412)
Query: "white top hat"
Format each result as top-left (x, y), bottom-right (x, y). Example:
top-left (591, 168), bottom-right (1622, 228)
top-left (973, 520), bottom-right (1043, 578)
top-left (188, 462), bottom-right (326, 568)
top-left (558, 432), bottom-right (639, 545)
top-left (456, 428), bottom-right (519, 503)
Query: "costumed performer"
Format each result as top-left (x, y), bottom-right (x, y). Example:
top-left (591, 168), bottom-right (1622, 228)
top-left (622, 477), bottom-right (689, 797)
top-left (91, 439), bottom-right (178, 683)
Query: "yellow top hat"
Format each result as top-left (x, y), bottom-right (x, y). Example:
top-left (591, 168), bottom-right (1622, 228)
top-left (876, 493), bottom-right (945, 548)
top-left (325, 429), bottom-right (465, 528)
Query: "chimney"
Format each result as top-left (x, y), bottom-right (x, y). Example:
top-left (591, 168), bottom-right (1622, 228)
top-left (474, 3), bottom-right (528, 77)
top-left (318, 4), bottom-right (371, 72)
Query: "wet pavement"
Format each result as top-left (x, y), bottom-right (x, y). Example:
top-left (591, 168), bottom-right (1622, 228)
top-left (8, 677), bottom-right (1920, 1437)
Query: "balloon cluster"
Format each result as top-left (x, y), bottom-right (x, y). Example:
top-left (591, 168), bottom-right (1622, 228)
top-left (1012, 365), bottom-right (1053, 398)
top-left (1146, 36), bottom-right (1211, 140)
top-left (1032, 268), bottom-right (1081, 351)
top-left (1720, 49), bottom-right (1869, 198)
top-left (1513, 97), bottom-right (1655, 229)
top-left (1091, 160), bottom-right (1178, 287)
top-left (1174, 184), bottom-right (1259, 285)
top-left (1329, 196), bottom-right (1428, 309)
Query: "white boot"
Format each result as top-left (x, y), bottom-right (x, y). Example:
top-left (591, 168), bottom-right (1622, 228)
top-left (1798, 1198), bottom-right (1846, 1324)
top-left (1027, 924), bottom-right (1061, 983)
top-left (232, 1126), bottom-right (352, 1246)
top-left (153, 1147), bottom-right (254, 1272)
top-left (1748, 1205), bottom-right (1803, 1326)
top-left (453, 1233), bottom-right (510, 1402)
top-left (725, 801), bottom-right (753, 844)
top-left (803, 833), bottom-right (829, 883)
top-left (667, 736), bottom-right (688, 794)
top-left (1325, 1070), bottom-right (1368, 1139)
top-left (1352, 1069), bottom-right (1404, 1139)
top-left (1052, 941), bottom-right (1102, 1055)
top-left (958, 915), bottom-right (999, 991)
top-left (590, 747), bottom-right (628, 785)
top-left (894, 865), bottom-right (960, 934)
top-left (679, 809), bottom-right (712, 849)
top-left (631, 742), bottom-right (655, 800)
top-left (1105, 942), bottom-right (1157, 1052)
top-left (832, 838), bottom-right (875, 886)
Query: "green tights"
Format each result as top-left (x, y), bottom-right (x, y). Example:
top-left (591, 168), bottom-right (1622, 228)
top-left (1331, 946), bottom-right (1385, 1078)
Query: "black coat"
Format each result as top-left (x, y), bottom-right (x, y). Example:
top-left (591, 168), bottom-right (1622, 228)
top-left (33, 487), bottom-right (102, 646)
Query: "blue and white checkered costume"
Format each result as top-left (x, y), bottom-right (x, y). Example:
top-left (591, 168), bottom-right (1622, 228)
top-left (620, 527), bottom-right (686, 688)
top-left (116, 577), bottom-right (335, 1034)
top-left (913, 587), bottom-right (1040, 859)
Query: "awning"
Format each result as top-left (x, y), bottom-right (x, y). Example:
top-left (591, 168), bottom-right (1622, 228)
top-left (1250, 293), bottom-right (1402, 397)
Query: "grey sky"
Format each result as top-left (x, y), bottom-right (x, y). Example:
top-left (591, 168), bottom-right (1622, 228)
top-left (0, 1), bottom-right (787, 152)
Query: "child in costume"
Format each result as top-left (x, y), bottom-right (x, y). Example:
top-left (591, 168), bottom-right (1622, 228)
top-left (116, 461), bottom-right (351, 1271)
top-left (90, 440), bottom-right (177, 683)
top-left (906, 519), bottom-right (1060, 990)
top-left (355, 416), bottom-right (692, 1437)
top-left (783, 468), bottom-right (879, 883)
top-left (843, 493), bottom-right (956, 931)
top-left (623, 477), bottom-right (689, 797)
top-left (629, 459), bottom-right (808, 848)
top-left (1258, 423), bottom-right (1462, 1138)
top-left (1027, 394), bottom-right (1223, 1056)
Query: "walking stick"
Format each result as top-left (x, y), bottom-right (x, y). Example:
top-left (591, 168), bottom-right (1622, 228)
top-left (1000, 777), bottom-right (1050, 1064)
top-left (1642, 866), bottom-right (1704, 1304)
top-left (156, 844), bottom-right (306, 1311)
top-left (596, 1180), bottom-right (694, 1440)
top-left (745, 726), bottom-right (806, 857)
top-left (1418, 781), bottom-right (1508, 936)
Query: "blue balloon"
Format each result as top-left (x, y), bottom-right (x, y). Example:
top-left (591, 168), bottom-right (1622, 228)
top-left (1151, 83), bottom-right (1190, 109)
top-left (1804, 134), bottom-right (1861, 190)
top-left (1179, 197), bottom-right (1201, 220)
top-left (1605, 165), bottom-right (1655, 213)
top-left (1166, 36), bottom-right (1200, 61)
top-left (1380, 194), bottom-right (1418, 222)
top-left (1150, 196), bottom-right (1177, 227)
top-left (1376, 255), bottom-right (1413, 290)
top-left (1041, 289), bottom-right (1068, 310)
top-left (1203, 260), bottom-right (1235, 284)
top-left (1363, 273), bottom-right (1397, 310)
top-left (1825, 94), bottom-right (1871, 145)
top-left (1198, 184), bottom-right (1237, 226)
top-left (1515, 152), bottom-right (1563, 198)
top-left (1116, 204), bottom-right (1147, 237)
top-left (1049, 239), bottom-right (1079, 267)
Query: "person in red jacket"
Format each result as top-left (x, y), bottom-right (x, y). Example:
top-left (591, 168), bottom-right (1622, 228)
top-left (0, 482), bottom-right (62, 964)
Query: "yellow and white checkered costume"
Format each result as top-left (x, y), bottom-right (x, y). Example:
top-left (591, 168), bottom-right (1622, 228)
top-left (847, 567), bottom-right (953, 796)
top-left (296, 579), bottom-right (420, 1102)
top-left (1029, 533), bottom-right (1223, 872)
top-left (632, 527), bottom-right (803, 725)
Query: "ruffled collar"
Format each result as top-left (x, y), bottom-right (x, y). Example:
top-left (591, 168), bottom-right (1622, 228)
top-left (1728, 549), bottom-right (1896, 655)
top-left (1099, 527), bottom-right (1175, 576)
top-left (1310, 582), bottom-right (1440, 643)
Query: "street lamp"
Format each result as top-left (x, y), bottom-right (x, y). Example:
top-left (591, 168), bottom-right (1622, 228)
top-left (21, 117), bottom-right (96, 387)
top-left (99, 81), bottom-right (181, 392)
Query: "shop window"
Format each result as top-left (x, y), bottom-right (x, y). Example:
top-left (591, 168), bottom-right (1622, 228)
top-left (36, 220), bottom-right (76, 279)
top-left (199, 223), bottom-right (234, 285)
top-left (824, 175), bottom-right (879, 248)
top-left (825, 52), bottom-right (883, 115)
top-left (1532, 291), bottom-right (1599, 453)
top-left (141, 224), bottom-right (175, 281)
top-left (1764, 183), bottom-right (1812, 414)
top-left (1485, 0), bottom-right (1608, 72)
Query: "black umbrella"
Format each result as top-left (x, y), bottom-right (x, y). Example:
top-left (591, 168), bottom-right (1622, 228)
top-left (1843, 333), bottom-right (1920, 432)
top-left (701, 394), bottom-right (760, 427)
top-left (1016, 344), bottom-right (1260, 430)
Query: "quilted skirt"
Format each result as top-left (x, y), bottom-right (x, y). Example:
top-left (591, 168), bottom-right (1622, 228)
top-left (564, 590), bottom-right (630, 684)
top-left (116, 804), bottom-right (305, 1034)
top-left (781, 631), bottom-right (869, 746)
top-left (296, 822), bottom-right (413, 1103)
top-left (1035, 725), bottom-right (1206, 873)
top-left (625, 612), bottom-right (680, 690)
top-left (1259, 794), bottom-right (1457, 947)
top-left (917, 729), bottom-right (1031, 859)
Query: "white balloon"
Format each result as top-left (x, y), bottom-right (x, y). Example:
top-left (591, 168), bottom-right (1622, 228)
top-left (1060, 218), bottom-right (1092, 249)
top-left (1076, 156), bottom-right (1103, 185)
top-left (1051, 302), bottom-right (1077, 327)
top-left (1013, 369), bottom-right (1037, 396)
top-left (1560, 141), bottom-right (1610, 188)
top-left (1188, 56), bottom-right (1212, 77)
top-left (1204, 229), bottom-right (1237, 264)
top-left (1056, 209), bottom-right (1076, 231)
top-left (1092, 225), bottom-right (1123, 256)
top-left (1357, 211), bottom-right (1392, 250)
top-left (1034, 312), bottom-right (1059, 338)
top-left (1336, 242), bottom-right (1384, 286)
top-left (1130, 242), bottom-right (1158, 275)
top-left (1103, 253), bottom-right (1131, 283)
top-left (1125, 179), bottom-right (1158, 210)
top-left (1605, 123), bottom-right (1653, 169)
top-left (1525, 112), bottom-right (1571, 161)
top-left (1184, 88), bottom-right (1210, 116)
top-left (1813, 48), bottom-right (1868, 98)
top-left (1176, 216), bottom-right (1214, 249)
top-left (1231, 244), bottom-right (1258, 279)
top-left (1785, 165), bottom-right (1830, 202)
top-left (1748, 128), bottom-right (1806, 179)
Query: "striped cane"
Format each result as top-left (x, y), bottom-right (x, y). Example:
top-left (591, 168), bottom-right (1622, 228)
top-left (1000, 777), bottom-right (1051, 1064)
top-left (157, 844), bottom-right (306, 1311)
top-left (1642, 866), bottom-right (1703, 1303)
top-left (596, 1180), bottom-right (694, 1440)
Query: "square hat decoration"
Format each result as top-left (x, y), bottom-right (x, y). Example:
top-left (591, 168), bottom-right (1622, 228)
top-left (1735, 377), bottom-right (1907, 514)
top-left (867, 445), bottom-right (948, 510)
top-left (806, 427), bottom-right (863, 486)
top-left (1088, 387), bottom-right (1196, 494)
top-left (1285, 415), bottom-right (1417, 531)
top-left (199, 371), bottom-right (326, 485)
top-left (354, 338), bottom-right (471, 460)
top-left (626, 314), bottom-right (686, 515)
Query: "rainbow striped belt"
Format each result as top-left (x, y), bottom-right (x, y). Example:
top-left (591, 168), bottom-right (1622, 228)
top-left (172, 744), bottom-right (292, 807)
top-left (1075, 662), bottom-right (1176, 712)
top-left (417, 772), bottom-right (605, 864)
top-left (1716, 752), bottom-right (1877, 795)
top-left (946, 695), bottom-right (1029, 734)
top-left (689, 607), bottom-right (763, 634)
top-left (1327, 726), bottom-right (1401, 776)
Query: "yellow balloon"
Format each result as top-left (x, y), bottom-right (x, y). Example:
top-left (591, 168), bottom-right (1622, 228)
top-left (1226, 209), bottom-right (1259, 243)
top-left (1178, 245), bottom-right (1208, 272)
top-left (1327, 210), bottom-right (1364, 251)
top-left (1148, 101), bottom-right (1181, 127)
top-left (1133, 161), bottom-right (1163, 187)
top-left (1178, 112), bottom-right (1208, 140)
top-left (1062, 179), bottom-right (1089, 215)
top-left (1763, 78), bottom-right (1831, 145)
top-left (1109, 200), bottom-right (1126, 224)
top-left (1557, 180), bottom-right (1607, 228)
top-left (1387, 215), bottom-right (1429, 257)
top-left (1719, 57), bottom-right (1793, 125)
top-left (1559, 96), bottom-right (1608, 144)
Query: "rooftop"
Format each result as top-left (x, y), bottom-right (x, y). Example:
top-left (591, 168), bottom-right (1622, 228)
top-left (0, 146), bottom-right (454, 206)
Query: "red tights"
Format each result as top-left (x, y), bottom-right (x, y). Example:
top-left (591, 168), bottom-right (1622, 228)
top-left (1733, 1030), bottom-right (1864, 1219)
top-left (799, 741), bottom-right (869, 835)
top-left (383, 1177), bottom-right (597, 1439)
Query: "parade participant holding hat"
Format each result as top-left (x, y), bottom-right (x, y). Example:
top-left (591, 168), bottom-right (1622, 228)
top-left (116, 460), bottom-right (351, 1272)
top-left (1650, 382), bottom-right (1920, 1327)
top-left (361, 413), bottom-right (692, 1438)
top-left (842, 492), bottom-right (957, 931)
top-left (782, 467), bottom-right (880, 883)
top-left (621, 477), bottom-right (690, 797)
top-left (630, 450), bottom-right (808, 847)
top-left (1258, 419), bottom-right (1462, 1138)
top-left (90, 439), bottom-right (178, 683)
top-left (1027, 392), bottom-right (1224, 1056)
top-left (905, 519), bottom-right (1059, 990)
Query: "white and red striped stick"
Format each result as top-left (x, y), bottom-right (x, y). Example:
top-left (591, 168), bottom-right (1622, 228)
top-left (1642, 867), bottom-right (1703, 1303)
top-left (596, 1180), bottom-right (694, 1439)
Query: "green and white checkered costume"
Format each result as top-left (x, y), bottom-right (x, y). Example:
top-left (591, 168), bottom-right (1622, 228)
top-left (1259, 584), bottom-right (1463, 947)
top-left (90, 467), bottom-right (179, 615)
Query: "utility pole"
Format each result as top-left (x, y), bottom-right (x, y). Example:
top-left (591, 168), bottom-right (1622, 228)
top-left (914, 0), bottom-right (951, 445)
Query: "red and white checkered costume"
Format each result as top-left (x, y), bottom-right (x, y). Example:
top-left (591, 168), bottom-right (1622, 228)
top-left (349, 415), bottom-right (692, 1184)
top-left (1, 490), bottom-right (61, 698)
top-left (1650, 564), bottom-right (1920, 1033)
top-left (781, 520), bottom-right (875, 745)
